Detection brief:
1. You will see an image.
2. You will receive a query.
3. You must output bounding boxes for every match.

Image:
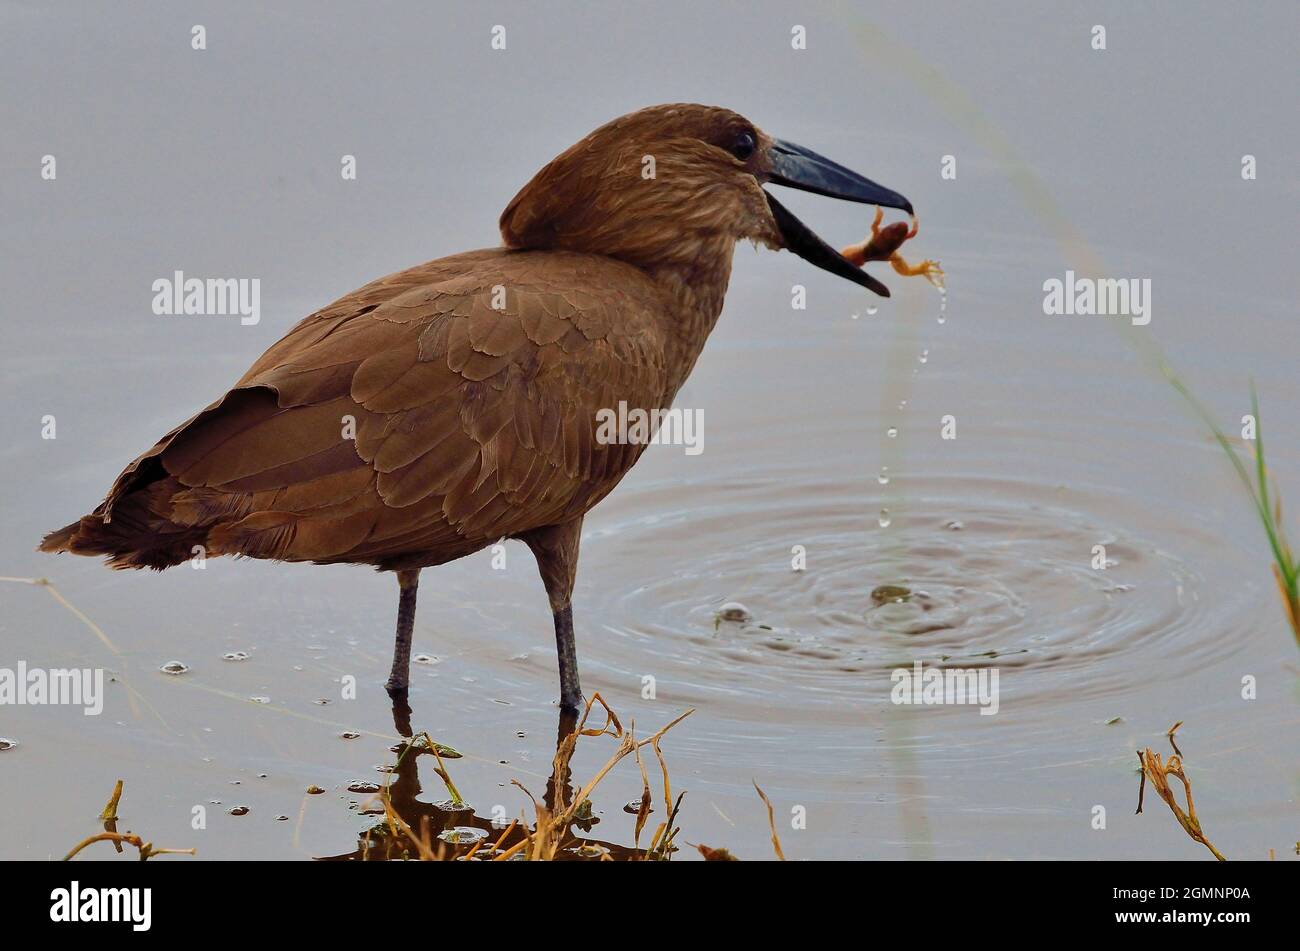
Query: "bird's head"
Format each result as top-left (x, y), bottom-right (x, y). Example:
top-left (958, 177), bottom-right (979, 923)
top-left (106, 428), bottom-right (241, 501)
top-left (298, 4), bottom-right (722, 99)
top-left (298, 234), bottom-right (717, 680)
top-left (500, 103), bottom-right (912, 296)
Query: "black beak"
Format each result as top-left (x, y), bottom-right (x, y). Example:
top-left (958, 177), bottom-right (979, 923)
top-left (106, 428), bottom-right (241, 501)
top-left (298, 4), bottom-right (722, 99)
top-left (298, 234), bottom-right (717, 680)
top-left (766, 138), bottom-right (912, 297)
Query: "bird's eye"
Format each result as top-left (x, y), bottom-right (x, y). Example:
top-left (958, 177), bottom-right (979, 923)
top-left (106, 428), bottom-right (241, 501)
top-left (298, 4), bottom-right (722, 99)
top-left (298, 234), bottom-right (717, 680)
top-left (730, 131), bottom-right (757, 160)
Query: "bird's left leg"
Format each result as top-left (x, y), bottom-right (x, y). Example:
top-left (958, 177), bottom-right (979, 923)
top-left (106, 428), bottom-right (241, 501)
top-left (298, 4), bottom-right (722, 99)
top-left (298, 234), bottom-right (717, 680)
top-left (385, 568), bottom-right (421, 697)
top-left (520, 518), bottom-right (585, 712)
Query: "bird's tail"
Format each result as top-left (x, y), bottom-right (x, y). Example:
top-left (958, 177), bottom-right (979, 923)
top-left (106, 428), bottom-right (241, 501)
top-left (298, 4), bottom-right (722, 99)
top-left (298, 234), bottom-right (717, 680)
top-left (38, 478), bottom-right (207, 570)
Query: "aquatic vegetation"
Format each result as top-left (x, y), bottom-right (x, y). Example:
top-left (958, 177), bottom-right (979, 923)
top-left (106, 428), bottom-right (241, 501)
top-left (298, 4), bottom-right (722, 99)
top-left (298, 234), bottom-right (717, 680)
top-left (64, 780), bottom-right (196, 861)
top-left (1135, 723), bottom-right (1226, 862)
top-left (362, 694), bottom-right (694, 861)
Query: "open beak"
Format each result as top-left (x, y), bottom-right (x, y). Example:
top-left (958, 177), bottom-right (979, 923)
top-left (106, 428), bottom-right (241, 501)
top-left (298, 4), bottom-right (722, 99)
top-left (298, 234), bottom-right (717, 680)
top-left (765, 138), bottom-right (913, 297)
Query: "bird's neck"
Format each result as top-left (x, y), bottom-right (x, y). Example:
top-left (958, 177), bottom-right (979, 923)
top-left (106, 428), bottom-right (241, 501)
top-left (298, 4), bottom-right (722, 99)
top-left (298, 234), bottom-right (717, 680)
top-left (645, 237), bottom-right (735, 401)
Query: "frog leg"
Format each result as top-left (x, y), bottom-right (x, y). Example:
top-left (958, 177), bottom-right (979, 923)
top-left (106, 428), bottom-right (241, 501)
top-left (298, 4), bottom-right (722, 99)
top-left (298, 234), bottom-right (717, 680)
top-left (883, 249), bottom-right (946, 285)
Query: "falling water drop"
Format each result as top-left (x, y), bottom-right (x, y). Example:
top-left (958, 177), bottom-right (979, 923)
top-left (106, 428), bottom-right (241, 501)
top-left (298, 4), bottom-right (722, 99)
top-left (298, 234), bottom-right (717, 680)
top-left (877, 467), bottom-right (890, 485)
top-left (865, 304), bottom-right (878, 316)
top-left (878, 508), bottom-right (892, 528)
top-left (918, 349), bottom-right (929, 364)
top-left (887, 427), bottom-right (898, 438)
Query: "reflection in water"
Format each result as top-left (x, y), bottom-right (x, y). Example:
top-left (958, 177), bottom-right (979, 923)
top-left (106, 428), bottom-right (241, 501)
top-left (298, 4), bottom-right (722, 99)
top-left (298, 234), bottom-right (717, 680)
top-left (318, 699), bottom-right (649, 861)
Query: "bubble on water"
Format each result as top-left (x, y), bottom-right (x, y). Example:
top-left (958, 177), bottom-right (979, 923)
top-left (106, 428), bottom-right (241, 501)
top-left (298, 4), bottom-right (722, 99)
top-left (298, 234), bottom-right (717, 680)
top-left (865, 304), bottom-right (878, 316)
top-left (435, 799), bottom-right (475, 813)
top-left (229, 806), bottom-right (250, 816)
top-left (275, 815), bottom-right (290, 822)
top-left (887, 427), bottom-right (898, 438)
top-left (314, 699), bottom-right (331, 705)
top-left (159, 661), bottom-right (190, 675)
top-left (413, 654), bottom-right (438, 665)
top-left (374, 764), bottom-right (395, 774)
top-left (347, 781), bottom-right (380, 794)
top-left (249, 696), bottom-right (271, 704)
top-left (878, 509), bottom-right (892, 528)
top-left (944, 520), bottom-right (964, 531)
top-left (438, 826), bottom-right (488, 846)
top-left (716, 601), bottom-right (752, 623)
top-left (624, 799), bottom-right (652, 814)
top-left (306, 785), bottom-right (325, 795)
top-left (850, 312), bottom-right (860, 321)
top-left (0, 738), bottom-right (18, 752)
top-left (870, 584), bottom-right (912, 605)
top-left (340, 731), bottom-right (361, 740)
top-left (223, 651), bottom-right (249, 662)
top-left (877, 467), bottom-right (890, 486)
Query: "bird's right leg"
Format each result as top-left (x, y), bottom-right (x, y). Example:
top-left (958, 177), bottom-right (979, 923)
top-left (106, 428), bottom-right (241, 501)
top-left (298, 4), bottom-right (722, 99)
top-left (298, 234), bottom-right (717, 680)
top-left (520, 519), bottom-right (585, 712)
top-left (385, 568), bottom-right (421, 697)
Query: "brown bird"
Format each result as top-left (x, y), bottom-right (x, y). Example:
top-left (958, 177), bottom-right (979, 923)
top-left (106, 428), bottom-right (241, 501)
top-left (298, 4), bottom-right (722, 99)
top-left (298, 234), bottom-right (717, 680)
top-left (40, 103), bottom-right (912, 711)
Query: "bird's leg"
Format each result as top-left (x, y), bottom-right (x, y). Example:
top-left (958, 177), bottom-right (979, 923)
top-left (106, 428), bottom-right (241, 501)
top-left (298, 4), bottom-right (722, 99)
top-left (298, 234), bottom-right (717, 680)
top-left (520, 519), bottom-right (585, 711)
top-left (552, 604), bottom-right (582, 711)
top-left (385, 568), bottom-right (421, 697)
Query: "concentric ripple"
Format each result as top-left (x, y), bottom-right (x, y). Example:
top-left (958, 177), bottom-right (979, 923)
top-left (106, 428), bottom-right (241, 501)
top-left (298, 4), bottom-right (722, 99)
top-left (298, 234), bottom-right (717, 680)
top-left (587, 473), bottom-right (1260, 711)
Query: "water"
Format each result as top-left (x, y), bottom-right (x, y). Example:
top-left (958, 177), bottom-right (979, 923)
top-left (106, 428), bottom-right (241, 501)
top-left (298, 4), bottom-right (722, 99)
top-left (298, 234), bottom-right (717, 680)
top-left (1, 1), bottom-right (1297, 861)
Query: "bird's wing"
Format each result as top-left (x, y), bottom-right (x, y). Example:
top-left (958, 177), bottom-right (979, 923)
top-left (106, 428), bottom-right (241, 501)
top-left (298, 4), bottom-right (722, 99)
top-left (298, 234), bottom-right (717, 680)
top-left (106, 249), bottom-right (669, 564)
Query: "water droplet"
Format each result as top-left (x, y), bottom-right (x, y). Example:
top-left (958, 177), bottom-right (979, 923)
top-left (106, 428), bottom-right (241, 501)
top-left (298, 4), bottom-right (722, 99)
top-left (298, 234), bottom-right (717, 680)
top-left (918, 349), bottom-right (929, 364)
top-left (878, 509), bottom-right (892, 528)
top-left (0, 738), bottom-right (19, 752)
top-left (413, 653), bottom-right (438, 665)
top-left (222, 651), bottom-right (249, 662)
top-left (865, 304), bottom-right (878, 316)
top-left (275, 815), bottom-right (290, 821)
top-left (877, 467), bottom-right (890, 485)
top-left (229, 806), bottom-right (250, 816)
top-left (850, 312), bottom-right (860, 321)
top-left (159, 661), bottom-right (190, 675)
top-left (340, 731), bottom-right (361, 740)
top-left (944, 520), bottom-right (964, 531)
top-left (897, 399), bottom-right (908, 410)
top-left (887, 427), bottom-right (898, 438)
top-left (249, 696), bottom-right (271, 704)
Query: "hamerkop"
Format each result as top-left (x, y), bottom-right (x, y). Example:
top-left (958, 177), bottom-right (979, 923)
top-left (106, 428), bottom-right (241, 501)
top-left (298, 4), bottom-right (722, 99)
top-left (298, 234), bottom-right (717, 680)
top-left (41, 104), bottom-right (912, 710)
